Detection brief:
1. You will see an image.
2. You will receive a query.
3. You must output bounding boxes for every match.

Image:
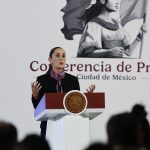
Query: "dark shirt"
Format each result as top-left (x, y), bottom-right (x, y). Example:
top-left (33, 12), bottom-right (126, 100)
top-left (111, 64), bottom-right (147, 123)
top-left (32, 72), bottom-right (80, 138)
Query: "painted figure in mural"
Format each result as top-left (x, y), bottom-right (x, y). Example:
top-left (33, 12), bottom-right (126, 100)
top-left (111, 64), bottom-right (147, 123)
top-left (61, 0), bottom-right (147, 58)
top-left (77, 0), bottom-right (143, 58)
top-left (31, 47), bottom-right (95, 138)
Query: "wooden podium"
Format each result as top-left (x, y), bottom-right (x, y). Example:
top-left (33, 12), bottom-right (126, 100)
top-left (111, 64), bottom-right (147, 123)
top-left (34, 92), bottom-right (105, 150)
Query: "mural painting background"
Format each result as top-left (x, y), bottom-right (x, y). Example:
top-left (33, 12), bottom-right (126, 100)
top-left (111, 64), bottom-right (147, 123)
top-left (0, 0), bottom-right (150, 143)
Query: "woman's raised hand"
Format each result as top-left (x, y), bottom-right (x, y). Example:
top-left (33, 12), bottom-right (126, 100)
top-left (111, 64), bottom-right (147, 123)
top-left (86, 84), bottom-right (95, 93)
top-left (31, 81), bottom-right (42, 98)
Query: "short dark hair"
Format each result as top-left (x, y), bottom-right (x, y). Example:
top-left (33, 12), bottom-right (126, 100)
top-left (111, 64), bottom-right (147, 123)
top-left (49, 47), bottom-right (62, 58)
top-left (107, 112), bottom-right (141, 147)
top-left (85, 142), bottom-right (112, 150)
top-left (0, 121), bottom-right (17, 149)
top-left (20, 134), bottom-right (51, 150)
top-left (131, 104), bottom-right (147, 118)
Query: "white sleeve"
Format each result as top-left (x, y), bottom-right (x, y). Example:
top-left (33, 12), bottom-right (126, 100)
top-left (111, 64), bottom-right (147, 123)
top-left (78, 22), bottom-right (102, 54)
top-left (120, 25), bottom-right (131, 47)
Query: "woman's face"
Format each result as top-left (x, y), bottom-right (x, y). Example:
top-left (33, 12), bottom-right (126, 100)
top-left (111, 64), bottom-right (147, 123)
top-left (105, 0), bottom-right (120, 12)
top-left (49, 48), bottom-right (66, 70)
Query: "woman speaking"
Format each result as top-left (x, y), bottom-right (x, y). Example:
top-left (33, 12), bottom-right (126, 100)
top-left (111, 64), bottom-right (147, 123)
top-left (31, 47), bottom-right (95, 138)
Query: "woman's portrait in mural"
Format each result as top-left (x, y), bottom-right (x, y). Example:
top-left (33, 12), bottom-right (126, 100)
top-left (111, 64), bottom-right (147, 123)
top-left (61, 0), bottom-right (147, 58)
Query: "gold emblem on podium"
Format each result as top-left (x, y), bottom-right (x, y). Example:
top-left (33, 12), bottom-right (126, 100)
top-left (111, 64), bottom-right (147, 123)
top-left (63, 90), bottom-right (87, 114)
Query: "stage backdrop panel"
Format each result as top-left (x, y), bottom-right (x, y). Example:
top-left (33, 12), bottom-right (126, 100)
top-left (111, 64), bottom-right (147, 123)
top-left (0, 0), bottom-right (150, 144)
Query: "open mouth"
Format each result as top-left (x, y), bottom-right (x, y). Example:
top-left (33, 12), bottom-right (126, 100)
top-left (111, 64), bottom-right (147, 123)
top-left (59, 62), bottom-right (64, 65)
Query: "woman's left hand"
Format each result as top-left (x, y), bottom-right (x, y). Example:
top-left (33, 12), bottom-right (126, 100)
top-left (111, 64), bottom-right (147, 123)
top-left (86, 84), bottom-right (95, 93)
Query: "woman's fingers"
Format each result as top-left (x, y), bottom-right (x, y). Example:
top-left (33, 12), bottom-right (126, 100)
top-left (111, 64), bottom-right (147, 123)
top-left (86, 84), bottom-right (96, 93)
top-left (91, 84), bottom-right (95, 92)
top-left (92, 84), bottom-right (95, 91)
top-left (35, 84), bottom-right (42, 93)
top-left (31, 81), bottom-right (42, 97)
top-left (34, 82), bottom-right (41, 91)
